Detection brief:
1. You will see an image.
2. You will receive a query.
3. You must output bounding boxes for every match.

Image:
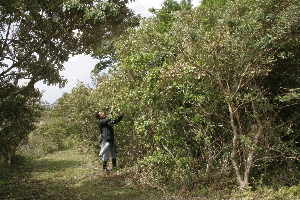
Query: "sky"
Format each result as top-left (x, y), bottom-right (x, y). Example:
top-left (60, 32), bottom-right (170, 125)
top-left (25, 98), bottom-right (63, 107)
top-left (36, 0), bottom-right (200, 104)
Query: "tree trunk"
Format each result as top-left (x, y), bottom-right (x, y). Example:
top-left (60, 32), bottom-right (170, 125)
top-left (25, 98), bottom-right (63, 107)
top-left (228, 101), bottom-right (246, 188)
top-left (228, 98), bottom-right (265, 189)
top-left (6, 145), bottom-right (16, 167)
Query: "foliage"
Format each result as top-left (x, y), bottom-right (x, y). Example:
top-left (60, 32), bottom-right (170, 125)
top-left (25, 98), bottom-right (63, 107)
top-left (164, 0), bottom-right (300, 188)
top-left (0, 92), bottom-right (43, 166)
top-left (0, 0), bottom-right (135, 92)
top-left (230, 184), bottom-right (300, 200)
top-left (149, 0), bottom-right (193, 33)
top-left (24, 0), bottom-right (300, 194)
top-left (0, 0), bottom-right (136, 166)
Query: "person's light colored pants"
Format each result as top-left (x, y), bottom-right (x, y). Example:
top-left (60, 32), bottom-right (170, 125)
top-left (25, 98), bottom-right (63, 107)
top-left (100, 141), bottom-right (117, 162)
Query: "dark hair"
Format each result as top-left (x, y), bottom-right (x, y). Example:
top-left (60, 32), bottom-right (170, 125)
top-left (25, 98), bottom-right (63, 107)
top-left (95, 111), bottom-right (101, 119)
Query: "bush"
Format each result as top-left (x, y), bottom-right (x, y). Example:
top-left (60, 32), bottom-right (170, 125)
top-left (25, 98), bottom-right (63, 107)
top-left (16, 133), bottom-right (59, 158)
top-left (130, 150), bottom-right (201, 192)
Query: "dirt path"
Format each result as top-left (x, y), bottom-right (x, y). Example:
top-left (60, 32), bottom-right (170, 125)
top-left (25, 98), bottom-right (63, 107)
top-left (0, 149), bottom-right (163, 200)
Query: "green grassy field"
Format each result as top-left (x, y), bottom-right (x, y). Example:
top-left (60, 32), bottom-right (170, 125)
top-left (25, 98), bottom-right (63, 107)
top-left (0, 150), bottom-right (163, 200)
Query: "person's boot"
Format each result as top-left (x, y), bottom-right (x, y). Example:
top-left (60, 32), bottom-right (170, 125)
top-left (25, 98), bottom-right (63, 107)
top-left (112, 158), bottom-right (117, 169)
top-left (103, 161), bottom-right (110, 174)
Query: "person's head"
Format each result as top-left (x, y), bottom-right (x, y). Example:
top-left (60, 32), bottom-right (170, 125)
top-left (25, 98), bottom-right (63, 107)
top-left (95, 111), bottom-right (106, 119)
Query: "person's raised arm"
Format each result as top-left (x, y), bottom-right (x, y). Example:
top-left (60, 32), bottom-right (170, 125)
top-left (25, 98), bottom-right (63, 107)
top-left (111, 113), bottom-right (124, 124)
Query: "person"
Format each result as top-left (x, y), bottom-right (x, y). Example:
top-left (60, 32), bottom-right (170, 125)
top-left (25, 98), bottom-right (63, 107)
top-left (95, 110), bottom-right (123, 174)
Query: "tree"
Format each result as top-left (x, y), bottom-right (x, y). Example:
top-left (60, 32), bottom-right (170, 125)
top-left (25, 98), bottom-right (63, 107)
top-left (0, 0), bottom-right (135, 96)
top-left (149, 0), bottom-right (193, 33)
top-left (169, 0), bottom-right (300, 188)
top-left (32, 83), bottom-right (94, 152)
top-left (0, 0), bottom-right (136, 166)
top-left (109, 0), bottom-right (300, 189)
top-left (0, 93), bottom-right (43, 166)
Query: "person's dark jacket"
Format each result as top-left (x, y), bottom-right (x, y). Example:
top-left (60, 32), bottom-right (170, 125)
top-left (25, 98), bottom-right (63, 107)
top-left (98, 115), bottom-right (123, 142)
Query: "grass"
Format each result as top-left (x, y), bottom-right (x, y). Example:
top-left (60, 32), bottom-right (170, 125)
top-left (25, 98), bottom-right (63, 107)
top-left (2, 149), bottom-right (299, 199)
top-left (0, 149), bottom-right (163, 200)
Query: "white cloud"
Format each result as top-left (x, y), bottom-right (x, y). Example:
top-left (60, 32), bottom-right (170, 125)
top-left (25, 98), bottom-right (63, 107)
top-left (127, 0), bottom-right (200, 17)
top-left (36, 55), bottom-right (99, 103)
top-left (127, 0), bottom-right (163, 17)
